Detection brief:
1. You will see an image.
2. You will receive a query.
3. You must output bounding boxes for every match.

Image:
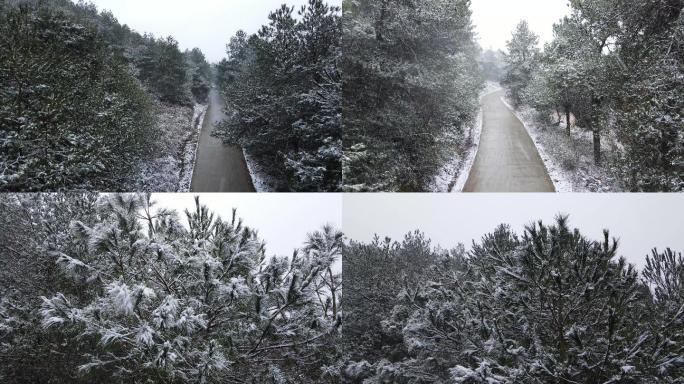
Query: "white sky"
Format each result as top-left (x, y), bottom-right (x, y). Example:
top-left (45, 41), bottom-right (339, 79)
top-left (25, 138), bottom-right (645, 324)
top-left (141, 194), bottom-right (683, 273)
top-left (471, 0), bottom-right (571, 52)
top-left (81, 0), bottom-right (562, 59)
top-left (152, 193), bottom-right (342, 259)
top-left (343, 194), bottom-right (684, 271)
top-left (84, 0), bottom-right (341, 62)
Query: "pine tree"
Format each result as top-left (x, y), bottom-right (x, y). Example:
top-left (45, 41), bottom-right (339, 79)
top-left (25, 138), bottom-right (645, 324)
top-left (480, 49), bottom-right (506, 82)
top-left (34, 195), bottom-right (341, 383)
top-left (342, 0), bottom-right (483, 191)
top-left (502, 21), bottom-right (540, 107)
top-left (0, 193), bottom-right (101, 383)
top-left (640, 248), bottom-right (684, 381)
top-left (343, 216), bottom-right (679, 383)
top-left (138, 36), bottom-right (190, 104)
top-left (186, 48), bottom-right (211, 103)
top-left (0, 3), bottom-right (157, 191)
top-left (215, 0), bottom-right (342, 192)
top-left (516, 0), bottom-right (683, 182)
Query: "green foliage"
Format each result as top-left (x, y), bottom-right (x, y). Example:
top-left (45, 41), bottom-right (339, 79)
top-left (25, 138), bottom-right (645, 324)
top-left (186, 47), bottom-right (211, 103)
top-left (502, 20), bottom-right (540, 107)
top-left (0, 3), bottom-right (157, 191)
top-left (0, 0), bottom-right (214, 191)
top-left (610, 0), bottom-right (684, 191)
top-left (641, 248), bottom-right (684, 381)
top-left (342, 0), bottom-right (483, 191)
top-left (514, 0), bottom-right (683, 189)
top-left (0, 193), bottom-right (102, 383)
top-left (344, 216), bottom-right (684, 383)
top-left (342, 232), bottom-right (445, 368)
top-left (0, 194), bottom-right (343, 383)
top-left (215, 0), bottom-right (342, 192)
top-left (138, 36), bottom-right (190, 104)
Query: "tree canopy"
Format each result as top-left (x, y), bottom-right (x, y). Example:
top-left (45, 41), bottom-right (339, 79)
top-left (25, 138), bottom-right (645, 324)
top-left (503, 0), bottom-right (684, 191)
top-left (342, 0), bottom-right (484, 191)
top-left (0, 0), bottom-right (212, 191)
top-left (215, 0), bottom-right (342, 192)
top-left (343, 216), bottom-right (684, 383)
top-left (0, 194), bottom-right (343, 383)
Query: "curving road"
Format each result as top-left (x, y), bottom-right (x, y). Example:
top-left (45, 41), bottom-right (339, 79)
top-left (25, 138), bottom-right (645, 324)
top-left (463, 90), bottom-right (555, 192)
top-left (191, 89), bottom-right (255, 192)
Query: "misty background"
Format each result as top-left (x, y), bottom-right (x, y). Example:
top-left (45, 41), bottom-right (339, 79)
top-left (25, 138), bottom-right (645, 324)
top-left (85, 0), bottom-right (340, 62)
top-left (343, 194), bottom-right (684, 270)
top-left (83, 0), bottom-right (566, 60)
top-left (471, 0), bottom-right (570, 51)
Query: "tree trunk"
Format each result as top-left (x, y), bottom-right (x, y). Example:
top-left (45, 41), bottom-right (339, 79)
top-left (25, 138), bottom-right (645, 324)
top-left (565, 108), bottom-right (571, 137)
top-left (375, 0), bottom-right (388, 42)
top-left (328, 267), bottom-right (337, 318)
top-left (557, 298), bottom-right (568, 364)
top-left (591, 96), bottom-right (601, 165)
top-left (593, 127), bottom-right (601, 165)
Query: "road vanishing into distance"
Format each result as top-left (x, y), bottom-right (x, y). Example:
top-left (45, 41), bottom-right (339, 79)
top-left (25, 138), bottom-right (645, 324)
top-left (463, 89), bottom-right (555, 192)
top-left (191, 89), bottom-right (255, 192)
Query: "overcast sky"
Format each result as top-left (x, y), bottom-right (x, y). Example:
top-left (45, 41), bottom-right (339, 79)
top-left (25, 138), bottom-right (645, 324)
top-left (85, 0), bottom-right (341, 62)
top-left (343, 194), bottom-right (684, 271)
top-left (152, 193), bottom-right (342, 259)
top-left (83, 0), bottom-right (562, 59)
top-left (471, 0), bottom-right (571, 52)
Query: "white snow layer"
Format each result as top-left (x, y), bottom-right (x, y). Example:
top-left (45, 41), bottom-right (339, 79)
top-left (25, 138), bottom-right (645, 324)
top-left (178, 104), bottom-right (208, 192)
top-left (243, 150), bottom-right (277, 192)
top-left (135, 101), bottom-right (206, 192)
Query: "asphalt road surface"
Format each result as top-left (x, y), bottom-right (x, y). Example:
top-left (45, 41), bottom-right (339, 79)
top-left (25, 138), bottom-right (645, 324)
top-left (463, 90), bottom-right (555, 192)
top-left (191, 89), bottom-right (255, 192)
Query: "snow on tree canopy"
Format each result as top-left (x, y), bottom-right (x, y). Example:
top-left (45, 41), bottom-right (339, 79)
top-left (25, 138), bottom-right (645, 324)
top-left (343, 215), bottom-right (684, 383)
top-left (6, 194), bottom-right (344, 383)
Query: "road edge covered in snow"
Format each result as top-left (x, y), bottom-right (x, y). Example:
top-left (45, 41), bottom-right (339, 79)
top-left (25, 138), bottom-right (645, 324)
top-left (243, 150), bottom-right (276, 192)
top-left (429, 81), bottom-right (501, 193)
top-left (178, 104), bottom-right (208, 192)
top-left (450, 83), bottom-right (502, 192)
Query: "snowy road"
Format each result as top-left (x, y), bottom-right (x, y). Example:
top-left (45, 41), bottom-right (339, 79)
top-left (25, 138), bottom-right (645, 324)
top-left (463, 90), bottom-right (555, 192)
top-left (190, 89), bottom-right (255, 192)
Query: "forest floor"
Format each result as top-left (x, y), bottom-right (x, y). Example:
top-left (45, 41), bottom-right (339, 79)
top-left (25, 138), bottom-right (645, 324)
top-left (461, 89), bottom-right (555, 192)
top-left (511, 104), bottom-right (624, 192)
top-left (135, 101), bottom-right (206, 192)
top-left (190, 89), bottom-right (256, 192)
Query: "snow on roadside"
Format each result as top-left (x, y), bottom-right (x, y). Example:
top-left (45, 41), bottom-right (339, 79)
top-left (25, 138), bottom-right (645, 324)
top-left (501, 98), bottom-right (622, 192)
top-left (450, 102), bottom-right (484, 193)
top-left (135, 101), bottom-right (206, 192)
top-left (429, 81), bottom-right (500, 192)
top-left (429, 133), bottom-right (466, 192)
top-left (243, 150), bottom-right (277, 192)
top-left (177, 104), bottom-right (208, 192)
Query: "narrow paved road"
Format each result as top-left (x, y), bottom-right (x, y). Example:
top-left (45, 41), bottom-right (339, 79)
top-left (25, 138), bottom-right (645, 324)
top-left (191, 89), bottom-right (255, 192)
top-left (463, 90), bottom-right (555, 192)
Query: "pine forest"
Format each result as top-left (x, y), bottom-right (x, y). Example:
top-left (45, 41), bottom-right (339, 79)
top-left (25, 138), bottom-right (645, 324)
top-left (0, 0), bottom-right (341, 192)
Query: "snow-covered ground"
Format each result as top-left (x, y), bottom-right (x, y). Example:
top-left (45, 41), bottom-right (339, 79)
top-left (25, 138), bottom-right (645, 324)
top-left (429, 81), bottom-right (501, 192)
top-left (503, 99), bottom-right (623, 192)
top-left (243, 150), bottom-right (277, 192)
top-left (178, 104), bottom-right (208, 192)
top-left (135, 101), bottom-right (207, 192)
